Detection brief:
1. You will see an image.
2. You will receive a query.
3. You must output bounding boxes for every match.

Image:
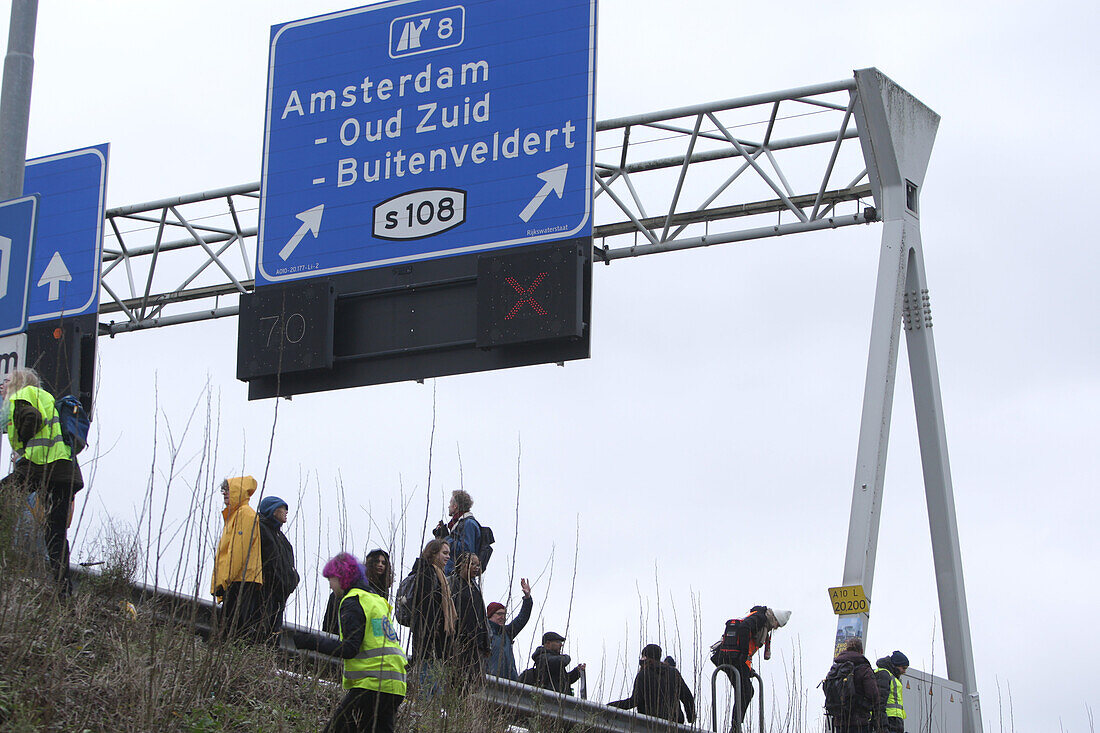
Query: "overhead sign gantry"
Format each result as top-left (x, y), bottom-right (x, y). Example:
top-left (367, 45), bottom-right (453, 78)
top-left (238, 0), bottom-right (597, 398)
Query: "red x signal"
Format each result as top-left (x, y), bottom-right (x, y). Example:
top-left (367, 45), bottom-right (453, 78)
top-left (504, 272), bottom-right (549, 320)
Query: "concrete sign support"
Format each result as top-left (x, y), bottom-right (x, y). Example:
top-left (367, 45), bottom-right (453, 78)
top-left (840, 68), bottom-right (982, 733)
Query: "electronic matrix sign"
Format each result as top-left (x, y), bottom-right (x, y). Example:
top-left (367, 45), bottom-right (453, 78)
top-left (239, 0), bottom-right (596, 398)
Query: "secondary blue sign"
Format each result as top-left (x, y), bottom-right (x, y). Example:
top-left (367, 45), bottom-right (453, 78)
top-left (23, 145), bottom-right (109, 321)
top-left (0, 195), bottom-right (39, 337)
top-left (256, 0), bottom-right (597, 286)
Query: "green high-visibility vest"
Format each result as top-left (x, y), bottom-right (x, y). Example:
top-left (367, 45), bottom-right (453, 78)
top-left (340, 587), bottom-right (407, 695)
top-left (7, 385), bottom-right (70, 465)
top-left (874, 667), bottom-right (906, 719)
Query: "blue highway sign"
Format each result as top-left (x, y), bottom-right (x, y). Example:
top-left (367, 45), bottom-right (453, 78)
top-left (0, 195), bottom-right (39, 337)
top-left (256, 0), bottom-right (597, 286)
top-left (23, 145), bottom-right (109, 321)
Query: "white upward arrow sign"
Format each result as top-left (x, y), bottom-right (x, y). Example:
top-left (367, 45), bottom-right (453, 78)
top-left (38, 251), bottom-right (71, 301)
top-left (519, 164), bottom-right (568, 223)
top-left (278, 204), bottom-right (325, 261)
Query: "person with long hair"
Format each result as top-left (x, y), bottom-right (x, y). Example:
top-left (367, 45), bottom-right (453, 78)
top-left (450, 552), bottom-right (490, 686)
top-left (322, 552), bottom-right (406, 733)
top-left (409, 538), bottom-right (456, 690)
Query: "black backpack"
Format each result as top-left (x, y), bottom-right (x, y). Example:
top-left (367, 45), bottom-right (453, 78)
top-left (457, 516), bottom-right (496, 571)
top-left (710, 616), bottom-right (751, 667)
top-left (394, 572), bottom-right (417, 627)
top-left (822, 659), bottom-right (861, 717)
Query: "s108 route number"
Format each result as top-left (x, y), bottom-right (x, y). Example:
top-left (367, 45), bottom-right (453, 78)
top-left (373, 188), bottom-right (466, 241)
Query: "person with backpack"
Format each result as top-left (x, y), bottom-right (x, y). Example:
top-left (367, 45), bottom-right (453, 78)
top-left (1, 368), bottom-right (84, 595)
top-left (873, 650), bottom-right (909, 733)
top-left (408, 539), bottom-right (456, 691)
top-left (256, 495), bottom-right (300, 645)
top-left (824, 637), bottom-right (880, 733)
top-left (432, 489), bottom-right (484, 575)
top-left (320, 552), bottom-right (407, 733)
top-left (608, 643), bottom-right (696, 724)
top-left (709, 605), bottom-right (791, 727)
top-left (450, 552), bottom-right (491, 686)
top-left (486, 577), bottom-right (533, 680)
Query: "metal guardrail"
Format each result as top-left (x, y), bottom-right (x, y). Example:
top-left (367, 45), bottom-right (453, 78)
top-left (74, 567), bottom-right (704, 733)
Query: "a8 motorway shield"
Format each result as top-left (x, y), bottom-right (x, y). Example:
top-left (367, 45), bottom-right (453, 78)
top-left (256, 0), bottom-right (596, 286)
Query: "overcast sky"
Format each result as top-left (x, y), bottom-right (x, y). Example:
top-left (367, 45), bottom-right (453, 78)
top-left (3, 0), bottom-right (1097, 730)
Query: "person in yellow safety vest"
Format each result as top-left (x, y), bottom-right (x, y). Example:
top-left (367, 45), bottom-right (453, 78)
top-left (1, 368), bottom-right (84, 595)
top-left (322, 552), bottom-right (407, 733)
top-left (211, 476), bottom-right (264, 640)
top-left (873, 650), bottom-right (908, 733)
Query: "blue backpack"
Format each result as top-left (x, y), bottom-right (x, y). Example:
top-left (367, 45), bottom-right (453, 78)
top-left (55, 395), bottom-right (90, 455)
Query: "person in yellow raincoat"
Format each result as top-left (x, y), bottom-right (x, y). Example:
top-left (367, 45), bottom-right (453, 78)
top-left (211, 475), bottom-right (264, 640)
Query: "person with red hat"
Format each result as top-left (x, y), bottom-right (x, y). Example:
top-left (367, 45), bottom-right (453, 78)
top-left (485, 577), bottom-right (533, 680)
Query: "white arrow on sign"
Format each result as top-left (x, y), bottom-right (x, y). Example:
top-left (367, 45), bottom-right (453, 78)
top-left (518, 164), bottom-right (568, 223)
top-left (278, 204), bottom-right (325, 261)
top-left (38, 251), bottom-right (71, 301)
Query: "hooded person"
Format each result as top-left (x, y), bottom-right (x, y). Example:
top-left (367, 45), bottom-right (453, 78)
top-left (255, 495), bottom-right (300, 645)
top-left (873, 650), bottom-right (909, 732)
top-left (211, 476), bottom-right (264, 640)
top-left (710, 605), bottom-right (791, 725)
top-left (608, 643), bottom-right (696, 724)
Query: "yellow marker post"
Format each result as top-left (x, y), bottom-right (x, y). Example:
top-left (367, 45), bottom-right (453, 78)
top-left (828, 584), bottom-right (870, 615)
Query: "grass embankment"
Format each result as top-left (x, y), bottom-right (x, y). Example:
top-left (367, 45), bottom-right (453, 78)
top-left (0, 507), bottom-right (572, 731)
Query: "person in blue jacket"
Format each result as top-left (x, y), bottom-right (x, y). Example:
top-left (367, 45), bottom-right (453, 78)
top-left (432, 489), bottom-right (481, 575)
top-left (485, 577), bottom-right (533, 680)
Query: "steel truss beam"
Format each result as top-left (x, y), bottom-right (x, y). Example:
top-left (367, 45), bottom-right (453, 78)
top-left (99, 75), bottom-right (875, 335)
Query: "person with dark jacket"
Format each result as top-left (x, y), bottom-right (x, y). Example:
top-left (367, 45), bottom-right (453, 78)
top-left (525, 631), bottom-right (585, 695)
top-left (320, 552), bottom-right (406, 733)
top-left (710, 606), bottom-right (791, 726)
top-left (410, 538), bottom-right (456, 690)
top-left (486, 577), bottom-right (533, 680)
top-left (256, 495), bottom-right (300, 644)
top-left (1, 368), bottom-right (84, 594)
top-left (609, 643), bottom-right (696, 724)
top-left (873, 650), bottom-right (909, 733)
top-left (450, 552), bottom-right (490, 684)
top-left (829, 638), bottom-right (880, 733)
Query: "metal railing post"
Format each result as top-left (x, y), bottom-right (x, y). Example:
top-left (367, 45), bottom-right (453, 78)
top-left (711, 664), bottom-right (764, 733)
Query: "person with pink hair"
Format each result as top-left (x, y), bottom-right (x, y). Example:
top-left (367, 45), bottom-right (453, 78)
top-left (321, 552), bottom-right (407, 733)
